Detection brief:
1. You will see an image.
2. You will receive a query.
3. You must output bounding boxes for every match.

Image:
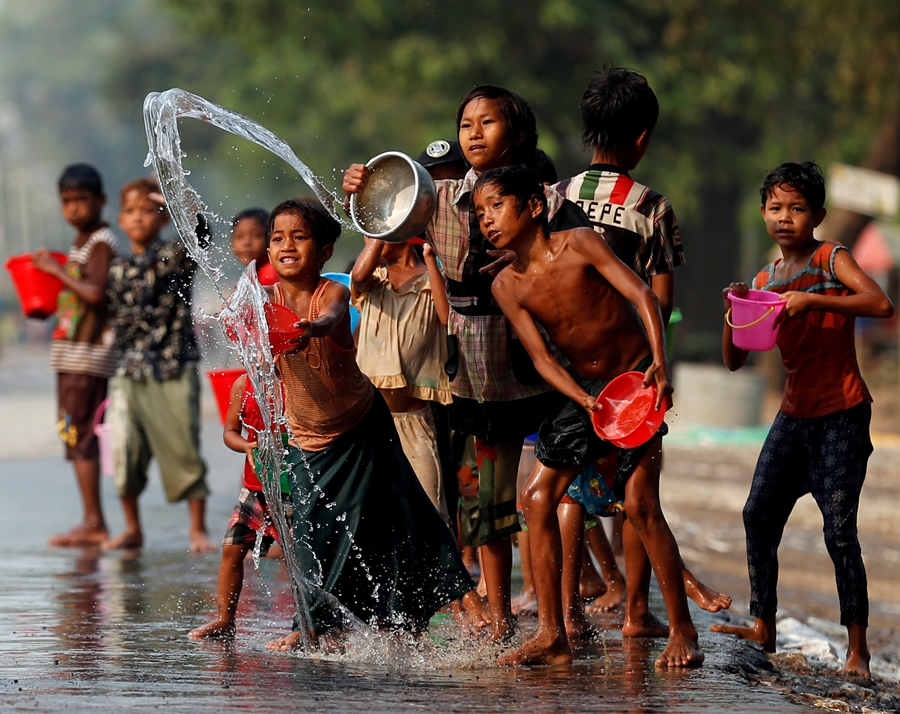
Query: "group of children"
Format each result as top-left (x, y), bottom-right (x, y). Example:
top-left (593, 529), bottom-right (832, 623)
top-left (36, 66), bottom-right (889, 677)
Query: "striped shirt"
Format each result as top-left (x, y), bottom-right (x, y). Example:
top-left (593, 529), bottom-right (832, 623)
top-left (754, 241), bottom-right (870, 418)
top-left (556, 164), bottom-right (684, 284)
top-left (50, 227), bottom-right (118, 378)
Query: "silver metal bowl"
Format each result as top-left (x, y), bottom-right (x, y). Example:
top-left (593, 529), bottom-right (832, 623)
top-left (350, 151), bottom-right (437, 242)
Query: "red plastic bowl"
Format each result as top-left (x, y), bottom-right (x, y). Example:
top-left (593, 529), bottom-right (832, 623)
top-left (264, 301), bottom-right (303, 355)
top-left (591, 371), bottom-right (666, 448)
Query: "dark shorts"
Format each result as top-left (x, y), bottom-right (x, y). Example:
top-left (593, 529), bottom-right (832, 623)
top-left (56, 372), bottom-right (107, 461)
top-left (534, 356), bottom-right (667, 500)
top-left (223, 487), bottom-right (293, 556)
top-left (450, 390), bottom-right (566, 443)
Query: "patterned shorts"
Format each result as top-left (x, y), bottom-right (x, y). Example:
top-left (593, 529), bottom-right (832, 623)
top-left (223, 487), bottom-right (293, 556)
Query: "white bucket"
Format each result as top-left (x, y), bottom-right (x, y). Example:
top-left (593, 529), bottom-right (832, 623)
top-left (93, 398), bottom-right (114, 477)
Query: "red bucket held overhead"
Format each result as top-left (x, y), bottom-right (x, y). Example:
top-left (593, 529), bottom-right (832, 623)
top-left (591, 371), bottom-right (666, 449)
top-left (4, 252), bottom-right (68, 319)
top-left (206, 368), bottom-right (246, 424)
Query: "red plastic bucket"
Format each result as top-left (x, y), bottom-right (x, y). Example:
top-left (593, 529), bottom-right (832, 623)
top-left (4, 252), bottom-right (68, 319)
top-left (206, 368), bottom-right (246, 424)
top-left (264, 302), bottom-right (303, 355)
top-left (93, 398), bottom-right (114, 477)
top-left (592, 371), bottom-right (666, 448)
top-left (727, 290), bottom-right (785, 351)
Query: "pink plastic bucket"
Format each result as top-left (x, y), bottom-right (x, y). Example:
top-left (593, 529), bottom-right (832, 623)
top-left (93, 398), bottom-right (114, 477)
top-left (4, 252), bottom-right (67, 319)
top-left (727, 290), bottom-right (786, 351)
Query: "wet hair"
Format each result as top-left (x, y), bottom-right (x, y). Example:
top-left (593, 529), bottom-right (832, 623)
top-left (119, 176), bottom-right (168, 217)
top-left (456, 85), bottom-right (538, 166)
top-left (760, 162), bottom-right (826, 213)
top-left (473, 166), bottom-right (547, 226)
top-left (580, 68), bottom-right (659, 151)
top-left (266, 199), bottom-right (341, 248)
top-left (58, 163), bottom-right (103, 197)
top-left (231, 207), bottom-right (269, 230)
top-left (533, 149), bottom-right (558, 185)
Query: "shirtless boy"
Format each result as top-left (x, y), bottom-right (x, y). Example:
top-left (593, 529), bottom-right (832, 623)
top-left (475, 166), bottom-right (702, 669)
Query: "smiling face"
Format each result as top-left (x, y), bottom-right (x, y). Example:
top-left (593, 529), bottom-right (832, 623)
top-left (231, 216), bottom-right (269, 266)
top-left (267, 211), bottom-right (332, 281)
top-left (473, 181), bottom-right (542, 252)
top-left (118, 189), bottom-right (168, 250)
top-left (761, 184), bottom-right (826, 250)
top-left (458, 98), bottom-right (513, 173)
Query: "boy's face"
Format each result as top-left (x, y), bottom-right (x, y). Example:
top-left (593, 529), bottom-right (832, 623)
top-left (118, 189), bottom-right (169, 247)
top-left (761, 184), bottom-right (826, 250)
top-left (267, 212), bottom-right (333, 280)
top-left (60, 189), bottom-right (105, 231)
top-left (231, 217), bottom-right (268, 266)
top-left (459, 98), bottom-right (512, 173)
top-left (473, 183), bottom-right (541, 251)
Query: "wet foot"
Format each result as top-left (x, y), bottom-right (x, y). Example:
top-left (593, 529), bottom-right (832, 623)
top-left (190, 529), bottom-right (216, 554)
top-left (580, 564), bottom-right (606, 600)
top-left (489, 615), bottom-right (517, 644)
top-left (511, 588), bottom-right (538, 616)
top-left (685, 578), bottom-right (732, 613)
top-left (585, 577), bottom-right (626, 613)
top-left (709, 617), bottom-right (776, 653)
top-left (103, 529), bottom-right (143, 550)
top-left (497, 632), bottom-right (572, 666)
top-left (460, 590), bottom-right (490, 630)
top-left (655, 634), bottom-right (704, 669)
top-left (623, 611), bottom-right (668, 638)
top-left (841, 649), bottom-right (871, 678)
top-left (188, 617), bottom-right (235, 641)
top-left (266, 631), bottom-right (303, 651)
top-left (565, 615), bottom-right (599, 641)
top-left (48, 524), bottom-right (108, 548)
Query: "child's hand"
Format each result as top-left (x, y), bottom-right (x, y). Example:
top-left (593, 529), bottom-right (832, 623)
top-left (774, 291), bottom-right (809, 326)
top-left (343, 164), bottom-right (371, 196)
top-left (480, 250), bottom-right (517, 276)
top-left (642, 361), bottom-right (673, 412)
top-left (723, 282), bottom-right (749, 311)
top-left (244, 441), bottom-right (258, 473)
top-left (580, 393), bottom-right (600, 414)
top-left (32, 248), bottom-right (64, 277)
top-left (423, 244), bottom-right (436, 262)
top-left (284, 318), bottom-right (311, 353)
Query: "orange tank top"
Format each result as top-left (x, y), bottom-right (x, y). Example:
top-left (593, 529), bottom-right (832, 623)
top-left (276, 279), bottom-right (373, 451)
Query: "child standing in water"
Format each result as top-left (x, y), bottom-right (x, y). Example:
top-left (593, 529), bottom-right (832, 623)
top-left (33, 164), bottom-right (118, 547)
top-left (231, 208), bottom-right (278, 285)
top-left (261, 199), bottom-right (480, 649)
top-left (712, 162), bottom-right (892, 678)
top-left (189, 373), bottom-right (292, 640)
top-left (344, 86), bottom-right (590, 641)
top-left (351, 237), bottom-right (452, 517)
top-left (475, 166), bottom-right (702, 669)
top-left (105, 177), bottom-right (213, 553)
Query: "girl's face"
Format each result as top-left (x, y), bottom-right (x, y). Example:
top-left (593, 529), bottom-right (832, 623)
top-left (458, 98), bottom-right (512, 173)
top-left (231, 217), bottom-right (268, 266)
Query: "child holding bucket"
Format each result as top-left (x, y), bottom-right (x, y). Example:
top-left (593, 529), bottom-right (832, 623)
top-left (32, 164), bottom-right (118, 547)
top-left (713, 161), bottom-right (893, 678)
top-left (105, 177), bottom-right (214, 553)
top-left (189, 373), bottom-right (292, 640)
top-left (473, 165), bottom-right (703, 669)
top-left (259, 199), bottom-right (482, 650)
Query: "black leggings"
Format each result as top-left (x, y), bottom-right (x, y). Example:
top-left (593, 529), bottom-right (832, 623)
top-left (744, 402), bottom-right (871, 626)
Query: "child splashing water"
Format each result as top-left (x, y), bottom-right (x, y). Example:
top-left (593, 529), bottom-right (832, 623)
top-left (260, 199), bottom-right (483, 650)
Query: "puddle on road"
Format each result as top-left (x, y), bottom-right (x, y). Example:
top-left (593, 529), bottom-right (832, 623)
top-left (0, 545), bottom-right (800, 713)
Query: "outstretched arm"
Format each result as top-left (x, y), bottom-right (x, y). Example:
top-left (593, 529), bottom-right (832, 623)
top-left (287, 280), bottom-right (350, 352)
top-left (775, 249), bottom-right (894, 324)
top-left (492, 272), bottom-right (597, 412)
top-left (572, 230), bottom-right (671, 409)
top-left (424, 245), bottom-right (449, 325)
top-left (350, 237), bottom-right (385, 296)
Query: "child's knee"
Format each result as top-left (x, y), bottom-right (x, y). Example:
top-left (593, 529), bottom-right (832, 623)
top-left (623, 490), bottom-right (661, 528)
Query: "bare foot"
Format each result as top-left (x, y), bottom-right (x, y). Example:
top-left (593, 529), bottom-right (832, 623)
top-left (497, 632), bottom-right (572, 666)
top-left (489, 615), bottom-right (516, 644)
top-left (585, 577), bottom-right (626, 613)
top-left (190, 529), bottom-right (216, 554)
top-left (841, 649), bottom-right (871, 678)
top-left (565, 615), bottom-right (599, 641)
top-left (103, 529), bottom-right (143, 550)
top-left (580, 562), bottom-right (606, 600)
top-left (266, 631), bottom-right (303, 651)
top-left (710, 617), bottom-right (776, 653)
top-left (655, 633), bottom-right (704, 669)
top-left (623, 611), bottom-right (668, 638)
top-left (189, 617), bottom-right (235, 641)
top-left (48, 524), bottom-right (108, 548)
top-left (460, 590), bottom-right (490, 630)
top-left (511, 588), bottom-right (538, 616)
top-left (685, 578), bottom-right (732, 613)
